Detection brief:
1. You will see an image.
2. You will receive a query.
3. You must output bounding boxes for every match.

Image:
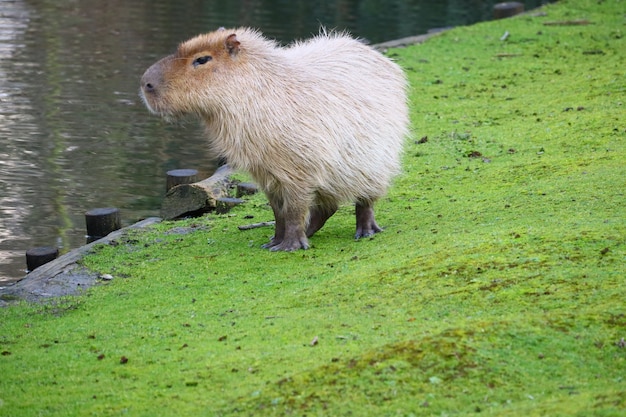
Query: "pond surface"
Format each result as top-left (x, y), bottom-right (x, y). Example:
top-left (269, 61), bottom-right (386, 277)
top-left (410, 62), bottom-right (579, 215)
top-left (0, 0), bottom-right (549, 284)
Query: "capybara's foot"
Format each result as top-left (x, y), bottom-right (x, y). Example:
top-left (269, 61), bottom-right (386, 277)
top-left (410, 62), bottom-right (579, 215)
top-left (261, 237), bottom-right (282, 249)
top-left (355, 222), bottom-right (383, 239)
top-left (355, 203), bottom-right (383, 239)
top-left (264, 236), bottom-right (309, 251)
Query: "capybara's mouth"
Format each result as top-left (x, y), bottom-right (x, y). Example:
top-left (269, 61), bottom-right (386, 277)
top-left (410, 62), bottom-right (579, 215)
top-left (139, 88), bottom-right (178, 121)
top-left (138, 88), bottom-right (158, 114)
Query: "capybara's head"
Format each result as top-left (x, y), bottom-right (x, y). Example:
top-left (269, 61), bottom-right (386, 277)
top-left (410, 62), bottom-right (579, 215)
top-left (140, 28), bottom-right (245, 119)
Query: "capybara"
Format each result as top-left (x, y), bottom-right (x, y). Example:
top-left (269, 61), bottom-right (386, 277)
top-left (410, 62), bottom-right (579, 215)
top-left (141, 27), bottom-right (409, 251)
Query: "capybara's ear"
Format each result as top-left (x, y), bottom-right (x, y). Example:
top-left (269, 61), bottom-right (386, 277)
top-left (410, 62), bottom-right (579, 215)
top-left (225, 34), bottom-right (240, 56)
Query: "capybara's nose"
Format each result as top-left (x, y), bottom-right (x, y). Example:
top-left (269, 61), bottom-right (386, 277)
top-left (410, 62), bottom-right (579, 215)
top-left (141, 72), bottom-right (157, 94)
top-left (141, 61), bottom-right (164, 95)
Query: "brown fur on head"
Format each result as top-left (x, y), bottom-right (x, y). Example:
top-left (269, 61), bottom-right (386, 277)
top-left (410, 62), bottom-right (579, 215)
top-left (141, 28), bottom-right (251, 119)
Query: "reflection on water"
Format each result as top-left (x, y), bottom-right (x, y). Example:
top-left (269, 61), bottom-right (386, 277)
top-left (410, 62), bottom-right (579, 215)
top-left (0, 0), bottom-right (549, 284)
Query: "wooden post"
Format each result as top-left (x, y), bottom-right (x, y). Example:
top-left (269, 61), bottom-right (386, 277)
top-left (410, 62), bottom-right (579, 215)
top-left (166, 169), bottom-right (199, 192)
top-left (85, 207), bottom-right (121, 240)
top-left (236, 182), bottom-right (259, 198)
top-left (25, 246), bottom-right (59, 272)
top-left (160, 164), bottom-right (234, 220)
top-left (493, 2), bottom-right (524, 19)
top-left (216, 197), bottom-right (245, 214)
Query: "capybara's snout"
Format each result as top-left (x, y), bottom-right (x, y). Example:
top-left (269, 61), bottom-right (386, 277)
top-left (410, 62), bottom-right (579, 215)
top-left (140, 62), bottom-right (162, 96)
top-left (140, 58), bottom-right (172, 114)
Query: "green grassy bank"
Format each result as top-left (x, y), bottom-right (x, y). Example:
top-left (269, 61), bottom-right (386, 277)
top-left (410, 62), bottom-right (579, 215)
top-left (1, 0), bottom-right (624, 415)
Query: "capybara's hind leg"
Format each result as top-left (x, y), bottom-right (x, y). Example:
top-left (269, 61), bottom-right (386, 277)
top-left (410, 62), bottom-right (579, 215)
top-left (306, 204), bottom-right (338, 238)
top-left (355, 200), bottom-right (383, 239)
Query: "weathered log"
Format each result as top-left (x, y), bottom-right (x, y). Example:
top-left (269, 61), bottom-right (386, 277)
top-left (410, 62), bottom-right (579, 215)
top-left (160, 164), bottom-right (234, 220)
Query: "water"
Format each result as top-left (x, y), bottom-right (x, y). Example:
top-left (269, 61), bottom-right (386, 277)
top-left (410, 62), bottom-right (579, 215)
top-left (0, 0), bottom-right (550, 284)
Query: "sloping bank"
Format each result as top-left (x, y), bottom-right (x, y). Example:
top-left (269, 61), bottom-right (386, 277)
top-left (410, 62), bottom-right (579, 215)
top-left (0, 0), bottom-right (624, 416)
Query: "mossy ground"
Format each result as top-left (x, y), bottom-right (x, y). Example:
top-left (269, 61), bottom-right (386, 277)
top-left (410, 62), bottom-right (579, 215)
top-left (1, 0), bottom-right (625, 415)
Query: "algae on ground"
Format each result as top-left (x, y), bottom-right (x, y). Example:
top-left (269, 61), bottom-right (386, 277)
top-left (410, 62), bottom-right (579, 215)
top-left (1, 0), bottom-right (625, 415)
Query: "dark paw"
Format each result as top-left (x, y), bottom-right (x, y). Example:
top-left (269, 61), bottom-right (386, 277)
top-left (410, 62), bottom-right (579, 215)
top-left (268, 238), bottom-right (309, 252)
top-left (262, 237), bottom-right (281, 249)
top-left (355, 224), bottom-right (383, 239)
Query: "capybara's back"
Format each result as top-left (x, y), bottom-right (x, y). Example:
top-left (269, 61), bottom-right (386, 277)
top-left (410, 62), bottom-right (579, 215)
top-left (141, 28), bottom-right (409, 251)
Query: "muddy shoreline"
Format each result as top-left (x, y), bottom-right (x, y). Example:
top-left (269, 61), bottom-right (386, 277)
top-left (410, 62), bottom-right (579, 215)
top-left (0, 218), bottom-right (161, 306)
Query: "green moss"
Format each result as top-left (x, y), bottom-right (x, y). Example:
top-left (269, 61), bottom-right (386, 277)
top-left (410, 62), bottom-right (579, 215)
top-left (1, 0), bottom-right (625, 415)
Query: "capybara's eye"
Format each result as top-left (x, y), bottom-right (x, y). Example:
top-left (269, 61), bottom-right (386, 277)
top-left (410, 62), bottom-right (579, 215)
top-left (193, 56), bottom-right (212, 67)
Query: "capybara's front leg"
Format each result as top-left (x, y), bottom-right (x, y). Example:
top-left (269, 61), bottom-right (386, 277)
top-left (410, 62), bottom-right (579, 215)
top-left (263, 195), bottom-right (309, 251)
top-left (273, 208), bottom-right (309, 251)
top-left (262, 196), bottom-right (285, 249)
top-left (355, 200), bottom-right (383, 239)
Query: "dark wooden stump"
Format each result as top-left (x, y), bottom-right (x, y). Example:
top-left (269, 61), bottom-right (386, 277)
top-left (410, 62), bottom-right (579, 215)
top-left (166, 169), bottom-right (199, 192)
top-left (493, 2), bottom-right (524, 19)
top-left (236, 182), bottom-right (259, 198)
top-left (26, 246), bottom-right (59, 272)
top-left (160, 164), bottom-right (234, 219)
top-left (85, 207), bottom-right (121, 240)
top-left (216, 197), bottom-right (245, 214)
